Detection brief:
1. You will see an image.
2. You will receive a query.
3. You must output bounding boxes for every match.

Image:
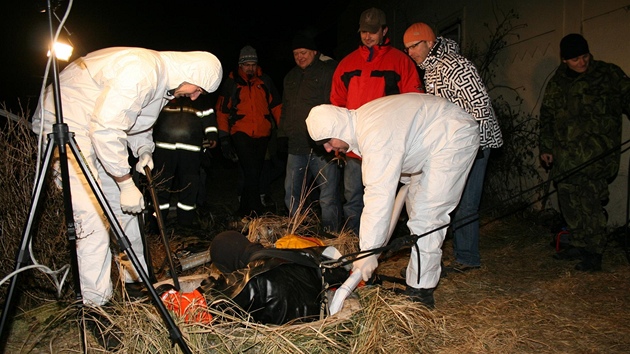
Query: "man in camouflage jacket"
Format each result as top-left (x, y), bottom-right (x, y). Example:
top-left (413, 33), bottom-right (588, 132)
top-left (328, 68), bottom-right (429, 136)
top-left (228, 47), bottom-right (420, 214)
top-left (539, 33), bottom-right (630, 271)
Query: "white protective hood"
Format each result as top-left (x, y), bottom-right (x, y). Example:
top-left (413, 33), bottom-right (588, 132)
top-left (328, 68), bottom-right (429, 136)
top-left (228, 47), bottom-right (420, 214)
top-left (159, 51), bottom-right (223, 94)
top-left (306, 104), bottom-right (360, 156)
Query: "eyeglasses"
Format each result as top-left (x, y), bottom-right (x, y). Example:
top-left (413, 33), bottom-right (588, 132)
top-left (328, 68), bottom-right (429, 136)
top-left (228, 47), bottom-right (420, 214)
top-left (404, 41), bottom-right (425, 53)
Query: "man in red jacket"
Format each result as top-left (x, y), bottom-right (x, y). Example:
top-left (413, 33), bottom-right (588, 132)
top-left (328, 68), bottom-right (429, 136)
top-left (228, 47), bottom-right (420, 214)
top-left (330, 7), bottom-right (421, 236)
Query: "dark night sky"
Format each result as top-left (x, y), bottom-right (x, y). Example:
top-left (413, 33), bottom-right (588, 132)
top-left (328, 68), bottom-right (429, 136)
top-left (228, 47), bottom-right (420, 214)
top-left (0, 0), bottom-right (352, 113)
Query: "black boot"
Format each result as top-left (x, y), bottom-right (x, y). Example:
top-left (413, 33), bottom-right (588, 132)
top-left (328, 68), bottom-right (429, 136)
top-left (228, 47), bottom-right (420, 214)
top-left (553, 246), bottom-right (584, 261)
top-left (403, 286), bottom-right (435, 309)
top-left (575, 252), bottom-right (602, 272)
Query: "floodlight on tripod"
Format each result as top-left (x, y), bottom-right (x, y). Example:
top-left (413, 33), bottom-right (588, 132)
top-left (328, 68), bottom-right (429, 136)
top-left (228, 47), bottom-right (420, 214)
top-left (0, 1), bottom-right (193, 352)
top-left (47, 37), bottom-right (73, 61)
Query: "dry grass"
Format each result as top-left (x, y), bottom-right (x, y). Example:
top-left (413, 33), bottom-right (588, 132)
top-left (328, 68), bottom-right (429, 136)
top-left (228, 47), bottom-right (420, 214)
top-left (2, 108), bottom-right (630, 353)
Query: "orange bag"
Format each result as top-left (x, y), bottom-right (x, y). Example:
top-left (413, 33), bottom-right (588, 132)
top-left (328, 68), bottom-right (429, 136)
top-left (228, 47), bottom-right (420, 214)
top-left (274, 234), bottom-right (325, 249)
top-left (160, 288), bottom-right (212, 324)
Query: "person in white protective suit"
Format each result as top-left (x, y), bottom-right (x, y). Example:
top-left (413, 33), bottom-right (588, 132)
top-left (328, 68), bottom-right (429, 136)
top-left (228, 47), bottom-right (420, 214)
top-left (31, 47), bottom-right (223, 307)
top-left (306, 92), bottom-right (479, 308)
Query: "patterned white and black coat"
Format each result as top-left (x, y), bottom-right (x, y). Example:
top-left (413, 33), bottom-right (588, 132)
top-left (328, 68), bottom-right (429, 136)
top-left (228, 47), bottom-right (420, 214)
top-left (419, 37), bottom-right (503, 149)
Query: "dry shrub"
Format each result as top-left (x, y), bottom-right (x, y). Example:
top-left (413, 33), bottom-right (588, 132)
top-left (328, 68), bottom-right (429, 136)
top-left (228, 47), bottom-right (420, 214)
top-left (0, 107), bottom-right (71, 307)
top-left (242, 212), bottom-right (359, 256)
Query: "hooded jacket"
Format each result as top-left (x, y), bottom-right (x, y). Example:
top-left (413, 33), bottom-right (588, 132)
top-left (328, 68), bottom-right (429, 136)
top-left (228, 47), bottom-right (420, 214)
top-left (32, 47), bottom-right (223, 177)
top-left (306, 93), bottom-right (479, 252)
top-left (215, 65), bottom-right (282, 139)
top-left (330, 38), bottom-right (421, 109)
top-left (419, 37), bottom-right (503, 149)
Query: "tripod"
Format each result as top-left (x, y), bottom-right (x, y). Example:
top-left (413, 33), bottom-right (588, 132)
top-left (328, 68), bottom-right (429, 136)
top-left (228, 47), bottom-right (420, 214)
top-left (0, 1), bottom-right (191, 353)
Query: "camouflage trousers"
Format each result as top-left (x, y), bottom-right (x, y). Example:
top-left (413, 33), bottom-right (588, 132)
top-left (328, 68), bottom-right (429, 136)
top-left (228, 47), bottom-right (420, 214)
top-left (556, 177), bottom-right (608, 254)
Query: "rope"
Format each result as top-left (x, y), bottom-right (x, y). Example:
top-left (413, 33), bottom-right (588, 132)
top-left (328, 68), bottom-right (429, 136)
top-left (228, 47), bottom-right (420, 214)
top-left (322, 137), bottom-right (630, 273)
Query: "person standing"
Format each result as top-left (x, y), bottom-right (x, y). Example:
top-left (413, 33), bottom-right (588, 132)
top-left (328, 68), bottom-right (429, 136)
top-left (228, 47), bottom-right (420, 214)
top-left (31, 47), bottom-right (222, 307)
top-left (330, 7), bottom-right (421, 235)
top-left (215, 45), bottom-right (282, 217)
top-left (281, 33), bottom-right (341, 232)
top-left (402, 22), bottom-right (503, 273)
top-left (539, 33), bottom-right (630, 271)
top-left (150, 98), bottom-right (217, 233)
top-left (306, 93), bottom-right (480, 308)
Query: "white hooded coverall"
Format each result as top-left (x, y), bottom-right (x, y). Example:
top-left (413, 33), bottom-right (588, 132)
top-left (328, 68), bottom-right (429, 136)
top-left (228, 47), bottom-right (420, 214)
top-left (306, 93), bottom-right (479, 289)
top-left (31, 47), bottom-right (223, 306)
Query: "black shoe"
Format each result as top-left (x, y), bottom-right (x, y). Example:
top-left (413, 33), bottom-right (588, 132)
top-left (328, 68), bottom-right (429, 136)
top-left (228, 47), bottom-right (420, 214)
top-left (443, 261), bottom-right (480, 273)
top-left (125, 282), bottom-right (149, 301)
top-left (553, 246), bottom-right (583, 261)
top-left (260, 194), bottom-right (276, 208)
top-left (85, 306), bottom-right (123, 351)
top-left (574, 252), bottom-right (602, 272)
top-left (403, 286), bottom-right (435, 309)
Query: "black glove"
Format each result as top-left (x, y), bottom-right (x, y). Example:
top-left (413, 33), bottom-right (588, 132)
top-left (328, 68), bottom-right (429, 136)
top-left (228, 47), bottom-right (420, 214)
top-left (220, 136), bottom-right (239, 162)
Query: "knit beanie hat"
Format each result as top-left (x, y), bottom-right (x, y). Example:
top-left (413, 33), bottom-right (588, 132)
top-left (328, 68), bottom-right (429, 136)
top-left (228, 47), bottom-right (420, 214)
top-left (403, 22), bottom-right (436, 44)
top-left (292, 33), bottom-right (318, 51)
top-left (358, 7), bottom-right (386, 33)
top-left (238, 45), bottom-right (258, 64)
top-left (560, 34), bottom-right (589, 60)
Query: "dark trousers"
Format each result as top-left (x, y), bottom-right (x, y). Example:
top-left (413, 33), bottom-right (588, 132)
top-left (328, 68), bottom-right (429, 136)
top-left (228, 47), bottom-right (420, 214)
top-left (152, 147), bottom-right (201, 225)
top-left (231, 132), bottom-right (269, 216)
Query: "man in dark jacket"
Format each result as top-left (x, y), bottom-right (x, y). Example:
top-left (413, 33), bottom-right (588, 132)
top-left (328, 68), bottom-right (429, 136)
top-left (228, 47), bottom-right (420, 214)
top-left (150, 98), bottom-right (217, 231)
top-left (539, 33), bottom-right (630, 271)
top-left (280, 33), bottom-right (341, 232)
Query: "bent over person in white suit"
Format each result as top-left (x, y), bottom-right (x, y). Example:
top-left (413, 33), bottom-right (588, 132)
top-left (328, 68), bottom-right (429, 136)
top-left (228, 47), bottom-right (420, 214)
top-left (31, 47), bottom-right (223, 308)
top-left (306, 93), bottom-right (479, 308)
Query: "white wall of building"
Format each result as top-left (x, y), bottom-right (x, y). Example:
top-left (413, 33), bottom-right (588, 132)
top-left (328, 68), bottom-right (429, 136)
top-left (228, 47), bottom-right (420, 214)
top-left (388, 0), bottom-right (630, 226)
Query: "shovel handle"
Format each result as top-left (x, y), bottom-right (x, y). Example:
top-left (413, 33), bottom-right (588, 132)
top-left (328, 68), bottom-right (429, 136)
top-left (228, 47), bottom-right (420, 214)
top-left (144, 166), bottom-right (181, 291)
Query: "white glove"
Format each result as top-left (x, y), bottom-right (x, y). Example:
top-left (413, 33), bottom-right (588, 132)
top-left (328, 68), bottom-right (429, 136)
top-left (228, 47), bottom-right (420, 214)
top-left (117, 179), bottom-right (145, 214)
top-left (135, 152), bottom-right (153, 175)
top-left (352, 254), bottom-right (379, 282)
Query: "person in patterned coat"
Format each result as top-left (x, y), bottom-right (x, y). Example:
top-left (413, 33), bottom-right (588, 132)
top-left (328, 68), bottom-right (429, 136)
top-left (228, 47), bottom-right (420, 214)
top-left (403, 22), bottom-right (503, 274)
top-left (539, 33), bottom-right (630, 271)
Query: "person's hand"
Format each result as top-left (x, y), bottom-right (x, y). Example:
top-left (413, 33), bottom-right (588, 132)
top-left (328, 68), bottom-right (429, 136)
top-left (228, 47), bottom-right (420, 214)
top-left (220, 137), bottom-right (238, 162)
top-left (135, 151), bottom-right (153, 175)
top-left (203, 139), bottom-right (217, 150)
top-left (117, 179), bottom-right (145, 214)
top-left (352, 254), bottom-right (378, 282)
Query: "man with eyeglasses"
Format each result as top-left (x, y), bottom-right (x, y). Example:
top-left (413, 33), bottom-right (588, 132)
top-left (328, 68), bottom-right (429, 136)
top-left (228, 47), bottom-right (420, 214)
top-left (330, 7), bottom-right (421, 237)
top-left (403, 22), bottom-right (503, 275)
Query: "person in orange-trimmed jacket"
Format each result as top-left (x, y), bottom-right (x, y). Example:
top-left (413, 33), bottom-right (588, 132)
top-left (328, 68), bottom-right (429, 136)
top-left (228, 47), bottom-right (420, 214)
top-left (215, 45), bottom-right (282, 217)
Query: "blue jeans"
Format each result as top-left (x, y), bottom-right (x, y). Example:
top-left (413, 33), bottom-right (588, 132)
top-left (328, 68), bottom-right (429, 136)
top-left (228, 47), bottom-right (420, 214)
top-left (343, 157), bottom-right (364, 235)
top-left (285, 153), bottom-right (341, 232)
top-left (451, 148), bottom-right (490, 266)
